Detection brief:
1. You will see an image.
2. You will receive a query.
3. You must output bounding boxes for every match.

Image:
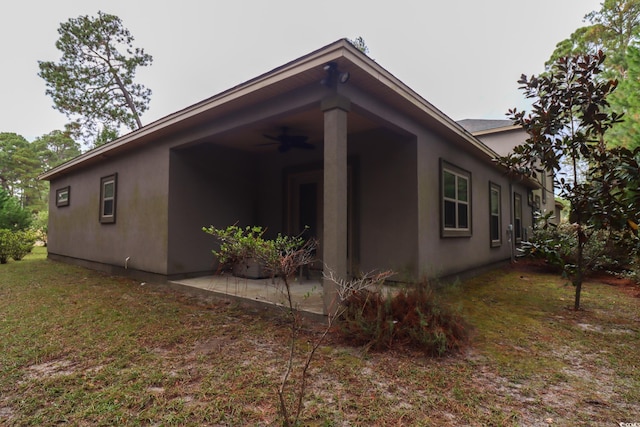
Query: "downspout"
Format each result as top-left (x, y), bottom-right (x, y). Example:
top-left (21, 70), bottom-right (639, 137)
top-left (508, 180), bottom-right (515, 263)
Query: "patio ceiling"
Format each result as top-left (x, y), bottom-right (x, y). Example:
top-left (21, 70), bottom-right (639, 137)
top-left (196, 107), bottom-right (383, 153)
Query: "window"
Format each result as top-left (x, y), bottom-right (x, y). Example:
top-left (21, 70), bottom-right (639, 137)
top-left (534, 195), bottom-right (541, 212)
top-left (514, 193), bottom-right (522, 242)
top-left (441, 160), bottom-right (471, 237)
top-left (99, 174), bottom-right (117, 224)
top-left (56, 186), bottom-right (70, 207)
top-left (490, 182), bottom-right (501, 247)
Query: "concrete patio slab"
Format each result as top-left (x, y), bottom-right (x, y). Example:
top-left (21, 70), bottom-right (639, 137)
top-left (170, 274), bottom-right (325, 316)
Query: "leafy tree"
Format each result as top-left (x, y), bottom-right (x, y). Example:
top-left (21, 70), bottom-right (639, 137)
top-left (33, 130), bottom-right (81, 169)
top-left (0, 188), bottom-right (32, 231)
top-left (498, 51), bottom-right (639, 310)
top-left (584, 0), bottom-right (640, 75)
top-left (0, 133), bottom-right (47, 212)
top-left (31, 210), bottom-right (49, 246)
top-left (547, 0), bottom-right (640, 78)
top-left (38, 11), bottom-right (152, 147)
top-left (0, 133), bottom-right (30, 194)
top-left (607, 45), bottom-right (640, 147)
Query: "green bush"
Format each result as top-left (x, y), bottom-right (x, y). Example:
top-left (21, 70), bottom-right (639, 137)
top-left (10, 230), bottom-right (37, 261)
top-left (202, 225), bottom-right (272, 270)
top-left (0, 189), bottom-right (31, 231)
top-left (0, 229), bottom-right (13, 264)
top-left (337, 281), bottom-right (470, 357)
top-left (0, 229), bottom-right (37, 263)
top-left (202, 224), bottom-right (307, 273)
top-left (31, 210), bottom-right (48, 246)
top-left (520, 211), bottom-right (639, 276)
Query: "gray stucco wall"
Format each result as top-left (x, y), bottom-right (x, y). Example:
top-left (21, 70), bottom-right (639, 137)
top-left (48, 143), bottom-right (171, 275)
top-left (350, 133), bottom-right (419, 277)
top-left (341, 85), bottom-right (534, 280)
top-left (477, 128), bottom-right (525, 157)
top-left (46, 81), bottom-right (536, 283)
top-left (165, 139), bottom-right (329, 276)
top-left (166, 145), bottom-right (258, 276)
top-left (416, 131), bottom-right (532, 278)
top-left (479, 129), bottom-right (555, 219)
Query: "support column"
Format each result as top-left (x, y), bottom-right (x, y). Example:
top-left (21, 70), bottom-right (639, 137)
top-left (322, 94), bottom-right (350, 316)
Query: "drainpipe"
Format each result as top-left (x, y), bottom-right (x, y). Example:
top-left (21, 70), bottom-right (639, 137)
top-left (508, 181), bottom-right (515, 263)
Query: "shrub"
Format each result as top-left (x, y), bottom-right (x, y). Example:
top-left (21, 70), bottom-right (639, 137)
top-left (202, 225), bottom-right (273, 270)
top-left (0, 229), bottom-right (13, 264)
top-left (0, 189), bottom-right (31, 231)
top-left (10, 230), bottom-right (37, 261)
top-left (0, 229), bottom-right (37, 263)
top-left (31, 210), bottom-right (48, 246)
top-left (520, 211), bottom-right (639, 276)
top-left (337, 280), bottom-right (470, 357)
top-left (202, 224), bottom-right (308, 275)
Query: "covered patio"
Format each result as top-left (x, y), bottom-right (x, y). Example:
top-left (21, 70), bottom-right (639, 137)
top-left (164, 42), bottom-right (422, 315)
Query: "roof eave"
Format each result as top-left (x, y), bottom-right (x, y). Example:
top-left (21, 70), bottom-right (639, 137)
top-left (40, 38), bottom-right (500, 180)
top-left (40, 40), bottom-right (356, 181)
top-left (472, 125), bottom-right (521, 137)
top-left (345, 50), bottom-right (499, 159)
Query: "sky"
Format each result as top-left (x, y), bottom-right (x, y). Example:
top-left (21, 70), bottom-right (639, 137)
top-left (1, 0), bottom-right (603, 141)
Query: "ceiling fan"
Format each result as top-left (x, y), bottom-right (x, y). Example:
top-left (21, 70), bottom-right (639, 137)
top-left (262, 127), bottom-right (314, 153)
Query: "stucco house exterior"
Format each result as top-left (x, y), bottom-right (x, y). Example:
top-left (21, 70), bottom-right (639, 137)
top-left (40, 39), bottom-right (544, 313)
top-left (457, 118), bottom-right (558, 228)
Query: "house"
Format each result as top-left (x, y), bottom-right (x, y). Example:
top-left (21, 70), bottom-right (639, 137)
top-left (458, 119), bottom-right (558, 228)
top-left (40, 39), bottom-right (543, 314)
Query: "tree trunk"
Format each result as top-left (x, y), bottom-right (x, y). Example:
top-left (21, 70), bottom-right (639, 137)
top-left (574, 273), bottom-right (583, 311)
top-left (111, 70), bottom-right (143, 129)
top-left (574, 227), bottom-right (586, 310)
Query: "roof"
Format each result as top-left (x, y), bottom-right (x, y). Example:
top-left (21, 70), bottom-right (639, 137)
top-left (457, 119), bottom-right (518, 135)
top-left (40, 39), bottom-right (499, 181)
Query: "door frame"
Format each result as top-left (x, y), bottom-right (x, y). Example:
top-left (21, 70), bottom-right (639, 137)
top-left (284, 165), bottom-right (355, 275)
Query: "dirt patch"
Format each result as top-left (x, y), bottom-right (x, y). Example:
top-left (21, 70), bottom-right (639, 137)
top-left (509, 258), bottom-right (561, 275)
top-left (25, 359), bottom-right (77, 380)
top-left (0, 405), bottom-right (14, 422)
top-left (587, 271), bottom-right (640, 297)
top-left (511, 258), bottom-right (640, 297)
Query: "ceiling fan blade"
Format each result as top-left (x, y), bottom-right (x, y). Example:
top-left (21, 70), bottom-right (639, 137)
top-left (294, 141), bottom-right (315, 150)
top-left (278, 143), bottom-right (290, 153)
top-left (263, 134), bottom-right (281, 142)
top-left (287, 135), bottom-right (308, 144)
top-left (260, 128), bottom-right (312, 153)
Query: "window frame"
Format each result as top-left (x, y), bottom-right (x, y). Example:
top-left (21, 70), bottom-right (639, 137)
top-left (56, 186), bottom-right (70, 207)
top-left (440, 160), bottom-right (472, 238)
top-left (99, 173), bottom-right (117, 224)
top-left (489, 182), bottom-right (501, 247)
top-left (514, 192), bottom-right (523, 243)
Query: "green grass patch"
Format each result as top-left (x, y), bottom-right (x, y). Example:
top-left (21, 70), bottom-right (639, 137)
top-left (0, 248), bottom-right (638, 425)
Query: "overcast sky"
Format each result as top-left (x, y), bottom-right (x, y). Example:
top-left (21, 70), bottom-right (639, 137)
top-left (1, 0), bottom-right (602, 141)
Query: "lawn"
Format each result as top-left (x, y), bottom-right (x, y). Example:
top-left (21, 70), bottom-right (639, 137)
top-left (1, 247), bottom-right (639, 426)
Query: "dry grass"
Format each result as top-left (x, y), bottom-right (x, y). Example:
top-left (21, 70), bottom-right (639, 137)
top-left (1, 248), bottom-right (639, 426)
